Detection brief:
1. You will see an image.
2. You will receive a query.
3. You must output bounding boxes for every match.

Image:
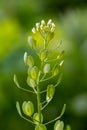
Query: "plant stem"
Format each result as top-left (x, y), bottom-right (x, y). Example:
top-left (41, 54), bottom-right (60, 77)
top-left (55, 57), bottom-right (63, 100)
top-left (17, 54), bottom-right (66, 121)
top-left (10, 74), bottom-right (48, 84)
top-left (37, 71), bottom-right (41, 124)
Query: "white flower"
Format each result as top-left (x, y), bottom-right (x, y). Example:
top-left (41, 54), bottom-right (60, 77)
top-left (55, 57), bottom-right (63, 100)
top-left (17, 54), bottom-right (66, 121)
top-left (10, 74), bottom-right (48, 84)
top-left (47, 19), bottom-right (52, 26)
top-left (32, 27), bottom-right (36, 34)
top-left (36, 23), bottom-right (40, 31)
top-left (41, 20), bottom-right (45, 26)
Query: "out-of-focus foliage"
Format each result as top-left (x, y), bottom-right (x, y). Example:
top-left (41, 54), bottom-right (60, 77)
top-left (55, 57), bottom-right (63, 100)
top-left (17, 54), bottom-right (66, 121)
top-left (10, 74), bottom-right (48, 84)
top-left (0, 0), bottom-right (87, 130)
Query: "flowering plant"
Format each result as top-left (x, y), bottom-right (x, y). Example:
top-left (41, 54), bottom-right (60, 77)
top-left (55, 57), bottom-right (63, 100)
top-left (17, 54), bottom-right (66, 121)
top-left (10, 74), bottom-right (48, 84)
top-left (14, 19), bottom-right (71, 130)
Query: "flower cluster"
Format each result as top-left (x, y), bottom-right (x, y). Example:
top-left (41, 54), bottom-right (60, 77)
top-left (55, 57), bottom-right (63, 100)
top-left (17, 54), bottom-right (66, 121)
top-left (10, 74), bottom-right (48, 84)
top-left (14, 19), bottom-right (71, 130)
top-left (32, 19), bottom-right (55, 34)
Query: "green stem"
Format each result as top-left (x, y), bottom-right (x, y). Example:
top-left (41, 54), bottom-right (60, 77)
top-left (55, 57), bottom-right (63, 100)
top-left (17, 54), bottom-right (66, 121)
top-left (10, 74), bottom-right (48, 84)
top-left (37, 71), bottom-right (41, 124)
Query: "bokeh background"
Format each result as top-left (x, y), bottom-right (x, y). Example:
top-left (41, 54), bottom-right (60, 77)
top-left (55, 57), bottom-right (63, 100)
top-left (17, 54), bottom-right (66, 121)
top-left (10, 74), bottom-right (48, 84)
top-left (0, 0), bottom-right (87, 130)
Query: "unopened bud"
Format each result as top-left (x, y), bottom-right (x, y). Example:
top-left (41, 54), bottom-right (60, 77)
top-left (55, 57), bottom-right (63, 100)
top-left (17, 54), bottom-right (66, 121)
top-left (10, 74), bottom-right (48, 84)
top-left (41, 20), bottom-right (45, 26)
top-left (47, 19), bottom-right (52, 26)
top-left (36, 23), bottom-right (40, 31)
top-left (32, 27), bottom-right (36, 34)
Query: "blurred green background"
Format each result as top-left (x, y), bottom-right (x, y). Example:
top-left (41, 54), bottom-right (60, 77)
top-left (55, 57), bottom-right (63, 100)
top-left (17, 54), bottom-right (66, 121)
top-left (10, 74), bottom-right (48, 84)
top-left (0, 0), bottom-right (87, 130)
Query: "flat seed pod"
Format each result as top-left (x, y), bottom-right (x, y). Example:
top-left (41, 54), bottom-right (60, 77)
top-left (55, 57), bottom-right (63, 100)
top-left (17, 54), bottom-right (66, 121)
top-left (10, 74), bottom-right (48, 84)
top-left (30, 66), bottom-right (39, 80)
top-left (22, 101), bottom-right (34, 117)
top-left (43, 64), bottom-right (50, 74)
top-left (28, 36), bottom-right (36, 48)
top-left (52, 65), bottom-right (60, 76)
top-left (54, 120), bottom-right (64, 130)
top-left (40, 49), bottom-right (47, 61)
top-left (46, 84), bottom-right (55, 102)
top-left (26, 55), bottom-right (34, 67)
top-left (27, 77), bottom-right (36, 88)
top-left (35, 124), bottom-right (47, 130)
top-left (33, 113), bottom-right (43, 125)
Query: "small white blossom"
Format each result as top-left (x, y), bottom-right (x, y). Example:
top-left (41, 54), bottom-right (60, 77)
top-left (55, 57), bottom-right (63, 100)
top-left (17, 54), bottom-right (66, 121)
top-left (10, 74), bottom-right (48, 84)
top-left (36, 23), bottom-right (40, 31)
top-left (41, 20), bottom-right (45, 26)
top-left (47, 19), bottom-right (52, 26)
top-left (32, 27), bottom-right (36, 34)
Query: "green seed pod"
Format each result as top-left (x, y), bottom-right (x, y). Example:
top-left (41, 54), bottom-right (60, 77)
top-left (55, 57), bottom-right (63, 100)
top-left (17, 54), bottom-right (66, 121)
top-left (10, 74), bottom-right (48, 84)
top-left (46, 84), bottom-right (55, 102)
top-left (22, 101), bottom-right (34, 117)
top-left (33, 113), bottom-right (43, 125)
top-left (57, 51), bottom-right (64, 61)
top-left (27, 77), bottom-right (36, 88)
top-left (24, 54), bottom-right (34, 67)
top-left (54, 120), bottom-right (64, 130)
top-left (30, 66), bottom-right (39, 80)
top-left (35, 124), bottom-right (47, 130)
top-left (52, 65), bottom-right (60, 76)
top-left (28, 36), bottom-right (36, 48)
top-left (40, 50), bottom-right (47, 61)
top-left (66, 125), bottom-right (71, 130)
top-left (43, 64), bottom-right (50, 74)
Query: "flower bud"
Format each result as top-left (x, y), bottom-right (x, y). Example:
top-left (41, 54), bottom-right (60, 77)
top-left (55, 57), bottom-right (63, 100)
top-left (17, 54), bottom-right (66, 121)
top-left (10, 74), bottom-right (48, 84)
top-left (28, 36), bottom-right (36, 48)
top-left (40, 50), bottom-right (47, 61)
top-left (43, 64), bottom-right (50, 74)
top-left (33, 113), bottom-right (43, 125)
top-left (54, 120), bottom-right (64, 130)
top-left (41, 20), bottom-right (45, 26)
top-left (46, 84), bottom-right (55, 102)
top-left (35, 124), bottom-right (47, 130)
top-left (27, 77), bottom-right (36, 88)
top-left (47, 19), bottom-right (52, 26)
top-left (22, 101), bottom-right (34, 117)
top-left (36, 23), bottom-right (40, 31)
top-left (32, 27), bottom-right (36, 34)
top-left (30, 66), bottom-right (39, 80)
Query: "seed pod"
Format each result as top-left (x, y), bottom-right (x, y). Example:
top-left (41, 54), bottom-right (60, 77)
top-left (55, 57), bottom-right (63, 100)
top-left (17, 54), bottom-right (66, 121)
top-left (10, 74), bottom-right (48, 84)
top-left (28, 36), bottom-right (36, 48)
top-left (30, 66), bottom-right (39, 80)
top-left (54, 120), bottom-right (64, 130)
top-left (40, 50), bottom-right (47, 61)
top-left (27, 77), bottom-right (36, 88)
top-left (57, 51), bottom-right (64, 61)
top-left (24, 54), bottom-right (34, 67)
top-left (22, 101), bottom-right (34, 117)
top-left (33, 113), bottom-right (43, 125)
top-left (43, 64), bottom-right (50, 74)
top-left (35, 124), bottom-right (47, 130)
top-left (46, 84), bottom-right (55, 102)
top-left (52, 65), bottom-right (60, 76)
top-left (66, 125), bottom-right (71, 130)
